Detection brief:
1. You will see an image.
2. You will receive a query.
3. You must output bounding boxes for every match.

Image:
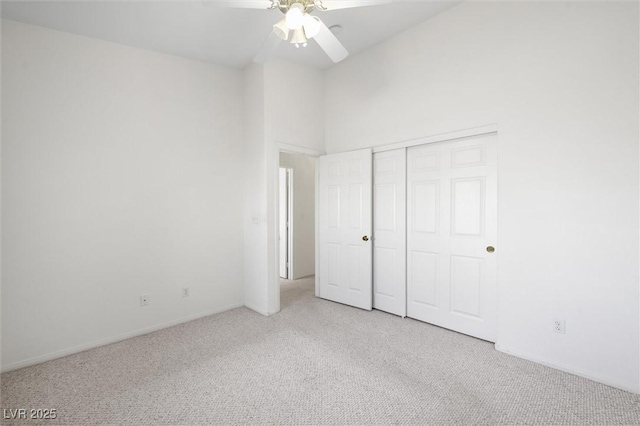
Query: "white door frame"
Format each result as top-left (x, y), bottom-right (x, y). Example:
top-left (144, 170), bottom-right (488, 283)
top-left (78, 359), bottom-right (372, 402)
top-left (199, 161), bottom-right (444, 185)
top-left (372, 124), bottom-right (498, 153)
top-left (279, 167), bottom-right (293, 279)
top-left (270, 143), bottom-right (324, 315)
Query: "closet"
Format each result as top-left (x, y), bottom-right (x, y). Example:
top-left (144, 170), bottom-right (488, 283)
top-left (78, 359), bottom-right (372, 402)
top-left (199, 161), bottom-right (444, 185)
top-left (319, 133), bottom-right (498, 342)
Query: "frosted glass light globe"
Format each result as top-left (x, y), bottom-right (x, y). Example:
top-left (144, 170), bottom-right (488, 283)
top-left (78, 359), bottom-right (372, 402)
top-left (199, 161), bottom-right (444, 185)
top-left (286, 3), bottom-right (305, 30)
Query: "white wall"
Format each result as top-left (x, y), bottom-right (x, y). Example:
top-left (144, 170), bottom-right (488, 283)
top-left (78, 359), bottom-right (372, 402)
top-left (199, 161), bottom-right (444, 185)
top-left (242, 59), bottom-right (324, 316)
top-left (264, 59), bottom-right (325, 154)
top-left (1, 20), bottom-right (245, 370)
top-left (324, 2), bottom-right (640, 392)
top-left (279, 152), bottom-right (316, 279)
top-left (242, 62), bottom-right (270, 315)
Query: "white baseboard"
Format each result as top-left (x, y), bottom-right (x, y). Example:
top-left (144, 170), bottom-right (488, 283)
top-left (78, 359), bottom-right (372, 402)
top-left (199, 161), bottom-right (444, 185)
top-left (244, 301), bottom-right (271, 316)
top-left (291, 274), bottom-right (315, 280)
top-left (1, 302), bottom-right (245, 373)
top-left (495, 343), bottom-right (639, 394)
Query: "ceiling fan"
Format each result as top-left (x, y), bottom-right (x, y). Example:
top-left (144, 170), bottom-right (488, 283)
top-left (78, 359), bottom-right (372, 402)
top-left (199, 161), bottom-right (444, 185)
top-left (211, 0), bottom-right (392, 63)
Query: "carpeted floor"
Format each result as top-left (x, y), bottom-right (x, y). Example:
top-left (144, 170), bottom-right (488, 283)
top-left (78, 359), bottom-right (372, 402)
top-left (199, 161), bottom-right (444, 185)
top-left (2, 276), bottom-right (640, 425)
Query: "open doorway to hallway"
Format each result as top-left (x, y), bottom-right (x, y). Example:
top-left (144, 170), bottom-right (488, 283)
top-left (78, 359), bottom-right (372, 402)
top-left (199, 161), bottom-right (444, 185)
top-left (278, 152), bottom-right (316, 304)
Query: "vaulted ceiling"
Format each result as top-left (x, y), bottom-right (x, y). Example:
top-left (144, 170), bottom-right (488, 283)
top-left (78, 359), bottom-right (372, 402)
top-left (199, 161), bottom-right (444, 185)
top-left (1, 1), bottom-right (461, 69)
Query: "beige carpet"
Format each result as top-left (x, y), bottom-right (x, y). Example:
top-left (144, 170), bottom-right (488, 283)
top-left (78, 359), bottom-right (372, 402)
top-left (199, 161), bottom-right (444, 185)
top-left (2, 277), bottom-right (640, 425)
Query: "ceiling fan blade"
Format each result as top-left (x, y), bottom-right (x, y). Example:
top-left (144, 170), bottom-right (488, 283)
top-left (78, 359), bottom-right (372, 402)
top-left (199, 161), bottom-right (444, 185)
top-left (314, 0), bottom-right (392, 10)
top-left (253, 31), bottom-right (282, 63)
top-left (313, 19), bottom-right (349, 63)
top-left (202, 0), bottom-right (275, 9)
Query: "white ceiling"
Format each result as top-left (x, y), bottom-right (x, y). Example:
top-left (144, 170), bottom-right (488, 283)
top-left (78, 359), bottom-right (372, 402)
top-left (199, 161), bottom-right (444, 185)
top-left (1, 1), bottom-right (461, 69)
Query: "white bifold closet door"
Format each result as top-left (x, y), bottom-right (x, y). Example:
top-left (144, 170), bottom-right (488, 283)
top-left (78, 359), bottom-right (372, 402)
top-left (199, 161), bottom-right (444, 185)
top-left (318, 149), bottom-right (373, 310)
top-left (407, 134), bottom-right (498, 342)
top-left (373, 149), bottom-right (406, 317)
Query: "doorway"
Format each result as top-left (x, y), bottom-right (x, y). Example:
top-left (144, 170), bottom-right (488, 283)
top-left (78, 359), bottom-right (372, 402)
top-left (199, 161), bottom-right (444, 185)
top-left (278, 152), bottom-right (317, 301)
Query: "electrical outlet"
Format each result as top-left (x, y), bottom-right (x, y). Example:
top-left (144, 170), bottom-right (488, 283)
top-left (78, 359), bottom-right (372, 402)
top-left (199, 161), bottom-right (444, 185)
top-left (182, 287), bottom-right (190, 297)
top-left (140, 294), bottom-right (149, 307)
top-left (553, 319), bottom-right (565, 334)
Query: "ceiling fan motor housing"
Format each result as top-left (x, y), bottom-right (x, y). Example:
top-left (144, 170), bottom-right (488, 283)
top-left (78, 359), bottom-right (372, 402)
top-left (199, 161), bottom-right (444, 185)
top-left (277, 0), bottom-right (316, 13)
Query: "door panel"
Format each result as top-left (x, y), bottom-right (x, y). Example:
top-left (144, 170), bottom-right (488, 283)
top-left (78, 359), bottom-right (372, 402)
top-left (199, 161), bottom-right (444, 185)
top-left (372, 149), bottom-right (406, 317)
top-left (413, 181), bottom-right (439, 233)
top-left (410, 250), bottom-right (437, 307)
top-left (452, 178), bottom-right (484, 236)
top-left (374, 247), bottom-right (396, 296)
top-left (348, 184), bottom-right (363, 228)
top-left (319, 149), bottom-right (373, 310)
top-left (407, 134), bottom-right (497, 342)
top-left (450, 255), bottom-right (482, 317)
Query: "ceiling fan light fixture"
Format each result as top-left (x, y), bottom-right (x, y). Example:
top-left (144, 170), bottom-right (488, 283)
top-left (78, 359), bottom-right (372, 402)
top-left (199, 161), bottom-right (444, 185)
top-left (290, 27), bottom-right (307, 48)
top-left (286, 3), bottom-right (305, 30)
top-left (302, 14), bottom-right (321, 39)
top-left (273, 17), bottom-right (289, 40)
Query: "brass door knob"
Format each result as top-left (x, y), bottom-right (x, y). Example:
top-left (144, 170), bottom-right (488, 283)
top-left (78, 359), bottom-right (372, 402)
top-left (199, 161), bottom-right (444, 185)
top-left (486, 246), bottom-right (495, 253)
top-left (362, 236), bottom-right (369, 242)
